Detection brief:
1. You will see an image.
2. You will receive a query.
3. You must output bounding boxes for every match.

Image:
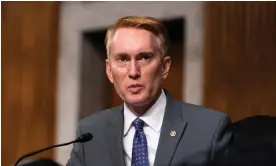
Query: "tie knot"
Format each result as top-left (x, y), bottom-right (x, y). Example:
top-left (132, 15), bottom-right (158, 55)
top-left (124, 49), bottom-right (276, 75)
top-left (132, 118), bottom-right (145, 130)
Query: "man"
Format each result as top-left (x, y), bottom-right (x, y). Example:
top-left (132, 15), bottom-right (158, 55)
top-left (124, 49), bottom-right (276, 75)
top-left (67, 16), bottom-right (232, 166)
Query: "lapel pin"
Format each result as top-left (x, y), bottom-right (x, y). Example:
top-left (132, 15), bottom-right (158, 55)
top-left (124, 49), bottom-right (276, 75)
top-left (170, 131), bottom-right (176, 136)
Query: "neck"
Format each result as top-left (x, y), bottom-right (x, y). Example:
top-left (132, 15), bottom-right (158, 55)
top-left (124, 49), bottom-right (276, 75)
top-left (126, 89), bottom-right (162, 116)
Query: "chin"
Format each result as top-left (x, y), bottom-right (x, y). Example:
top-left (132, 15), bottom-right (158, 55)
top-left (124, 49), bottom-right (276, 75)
top-left (125, 95), bottom-right (149, 106)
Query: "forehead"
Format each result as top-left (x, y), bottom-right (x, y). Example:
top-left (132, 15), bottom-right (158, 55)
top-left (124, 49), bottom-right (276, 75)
top-left (110, 28), bottom-right (159, 55)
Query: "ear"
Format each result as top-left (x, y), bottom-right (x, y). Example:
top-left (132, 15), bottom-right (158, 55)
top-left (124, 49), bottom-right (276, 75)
top-left (162, 56), bottom-right (171, 80)
top-left (106, 59), bottom-right (114, 83)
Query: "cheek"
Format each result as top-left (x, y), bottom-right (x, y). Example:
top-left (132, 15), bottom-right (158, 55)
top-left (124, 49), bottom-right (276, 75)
top-left (143, 64), bottom-right (163, 85)
top-left (111, 67), bottom-right (127, 84)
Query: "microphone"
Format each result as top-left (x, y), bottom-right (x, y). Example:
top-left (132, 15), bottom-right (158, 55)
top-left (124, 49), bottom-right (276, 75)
top-left (14, 133), bottom-right (93, 166)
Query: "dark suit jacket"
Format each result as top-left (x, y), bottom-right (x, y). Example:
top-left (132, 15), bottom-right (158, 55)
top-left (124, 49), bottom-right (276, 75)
top-left (215, 115), bottom-right (276, 166)
top-left (67, 92), bottom-right (233, 166)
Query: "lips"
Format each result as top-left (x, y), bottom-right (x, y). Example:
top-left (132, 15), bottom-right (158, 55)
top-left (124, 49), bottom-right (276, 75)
top-left (128, 84), bottom-right (144, 93)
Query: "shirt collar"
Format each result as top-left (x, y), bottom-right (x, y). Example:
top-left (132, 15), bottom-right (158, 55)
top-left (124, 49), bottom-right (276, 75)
top-left (123, 89), bottom-right (167, 136)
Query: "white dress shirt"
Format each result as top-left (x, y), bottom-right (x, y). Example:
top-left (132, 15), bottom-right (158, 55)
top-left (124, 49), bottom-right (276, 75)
top-left (123, 89), bottom-right (167, 166)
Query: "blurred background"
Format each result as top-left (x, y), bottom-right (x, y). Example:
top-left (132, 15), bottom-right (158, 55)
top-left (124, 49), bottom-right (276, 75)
top-left (2, 1), bottom-right (276, 166)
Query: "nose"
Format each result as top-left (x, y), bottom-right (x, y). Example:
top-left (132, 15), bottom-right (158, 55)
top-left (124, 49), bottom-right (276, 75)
top-left (128, 60), bottom-right (140, 79)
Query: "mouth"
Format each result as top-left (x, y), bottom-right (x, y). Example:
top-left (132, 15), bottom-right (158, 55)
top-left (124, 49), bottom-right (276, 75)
top-left (127, 84), bottom-right (144, 93)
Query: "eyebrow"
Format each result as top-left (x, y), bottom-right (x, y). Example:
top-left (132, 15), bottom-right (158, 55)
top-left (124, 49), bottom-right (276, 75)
top-left (114, 51), bottom-right (155, 57)
top-left (138, 51), bottom-right (154, 55)
top-left (114, 53), bottom-right (129, 57)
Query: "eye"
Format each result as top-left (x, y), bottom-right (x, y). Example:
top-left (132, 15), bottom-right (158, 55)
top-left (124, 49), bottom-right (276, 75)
top-left (143, 54), bottom-right (151, 60)
top-left (120, 56), bottom-right (127, 61)
top-left (116, 54), bottom-right (129, 62)
top-left (139, 53), bottom-right (153, 61)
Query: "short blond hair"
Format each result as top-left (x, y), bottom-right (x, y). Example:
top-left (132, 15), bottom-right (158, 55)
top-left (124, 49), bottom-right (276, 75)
top-left (105, 16), bottom-right (170, 57)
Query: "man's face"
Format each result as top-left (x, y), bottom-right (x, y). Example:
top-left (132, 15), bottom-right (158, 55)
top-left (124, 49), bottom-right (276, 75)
top-left (106, 28), bottom-right (171, 106)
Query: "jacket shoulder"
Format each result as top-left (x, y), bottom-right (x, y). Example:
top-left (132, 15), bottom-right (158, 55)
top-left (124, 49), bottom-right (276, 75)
top-left (78, 105), bottom-right (122, 129)
top-left (179, 101), bottom-right (229, 119)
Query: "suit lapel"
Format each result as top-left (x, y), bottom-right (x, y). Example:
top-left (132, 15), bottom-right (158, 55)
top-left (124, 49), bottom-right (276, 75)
top-left (154, 92), bottom-right (187, 166)
top-left (104, 106), bottom-right (126, 166)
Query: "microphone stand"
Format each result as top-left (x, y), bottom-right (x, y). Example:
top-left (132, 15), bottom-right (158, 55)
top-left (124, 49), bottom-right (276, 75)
top-left (14, 141), bottom-right (74, 166)
top-left (14, 133), bottom-right (92, 166)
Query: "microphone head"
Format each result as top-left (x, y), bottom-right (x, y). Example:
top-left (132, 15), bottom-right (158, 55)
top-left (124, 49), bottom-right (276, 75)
top-left (75, 133), bottom-right (93, 143)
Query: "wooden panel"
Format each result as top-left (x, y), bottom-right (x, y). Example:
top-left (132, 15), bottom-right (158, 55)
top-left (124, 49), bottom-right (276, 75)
top-left (204, 2), bottom-right (276, 121)
top-left (2, 2), bottom-right (59, 166)
top-left (163, 40), bottom-right (184, 101)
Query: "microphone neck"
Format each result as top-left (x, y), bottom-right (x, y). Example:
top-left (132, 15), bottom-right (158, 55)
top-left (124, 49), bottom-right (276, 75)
top-left (14, 140), bottom-right (75, 166)
top-left (14, 133), bottom-right (92, 166)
